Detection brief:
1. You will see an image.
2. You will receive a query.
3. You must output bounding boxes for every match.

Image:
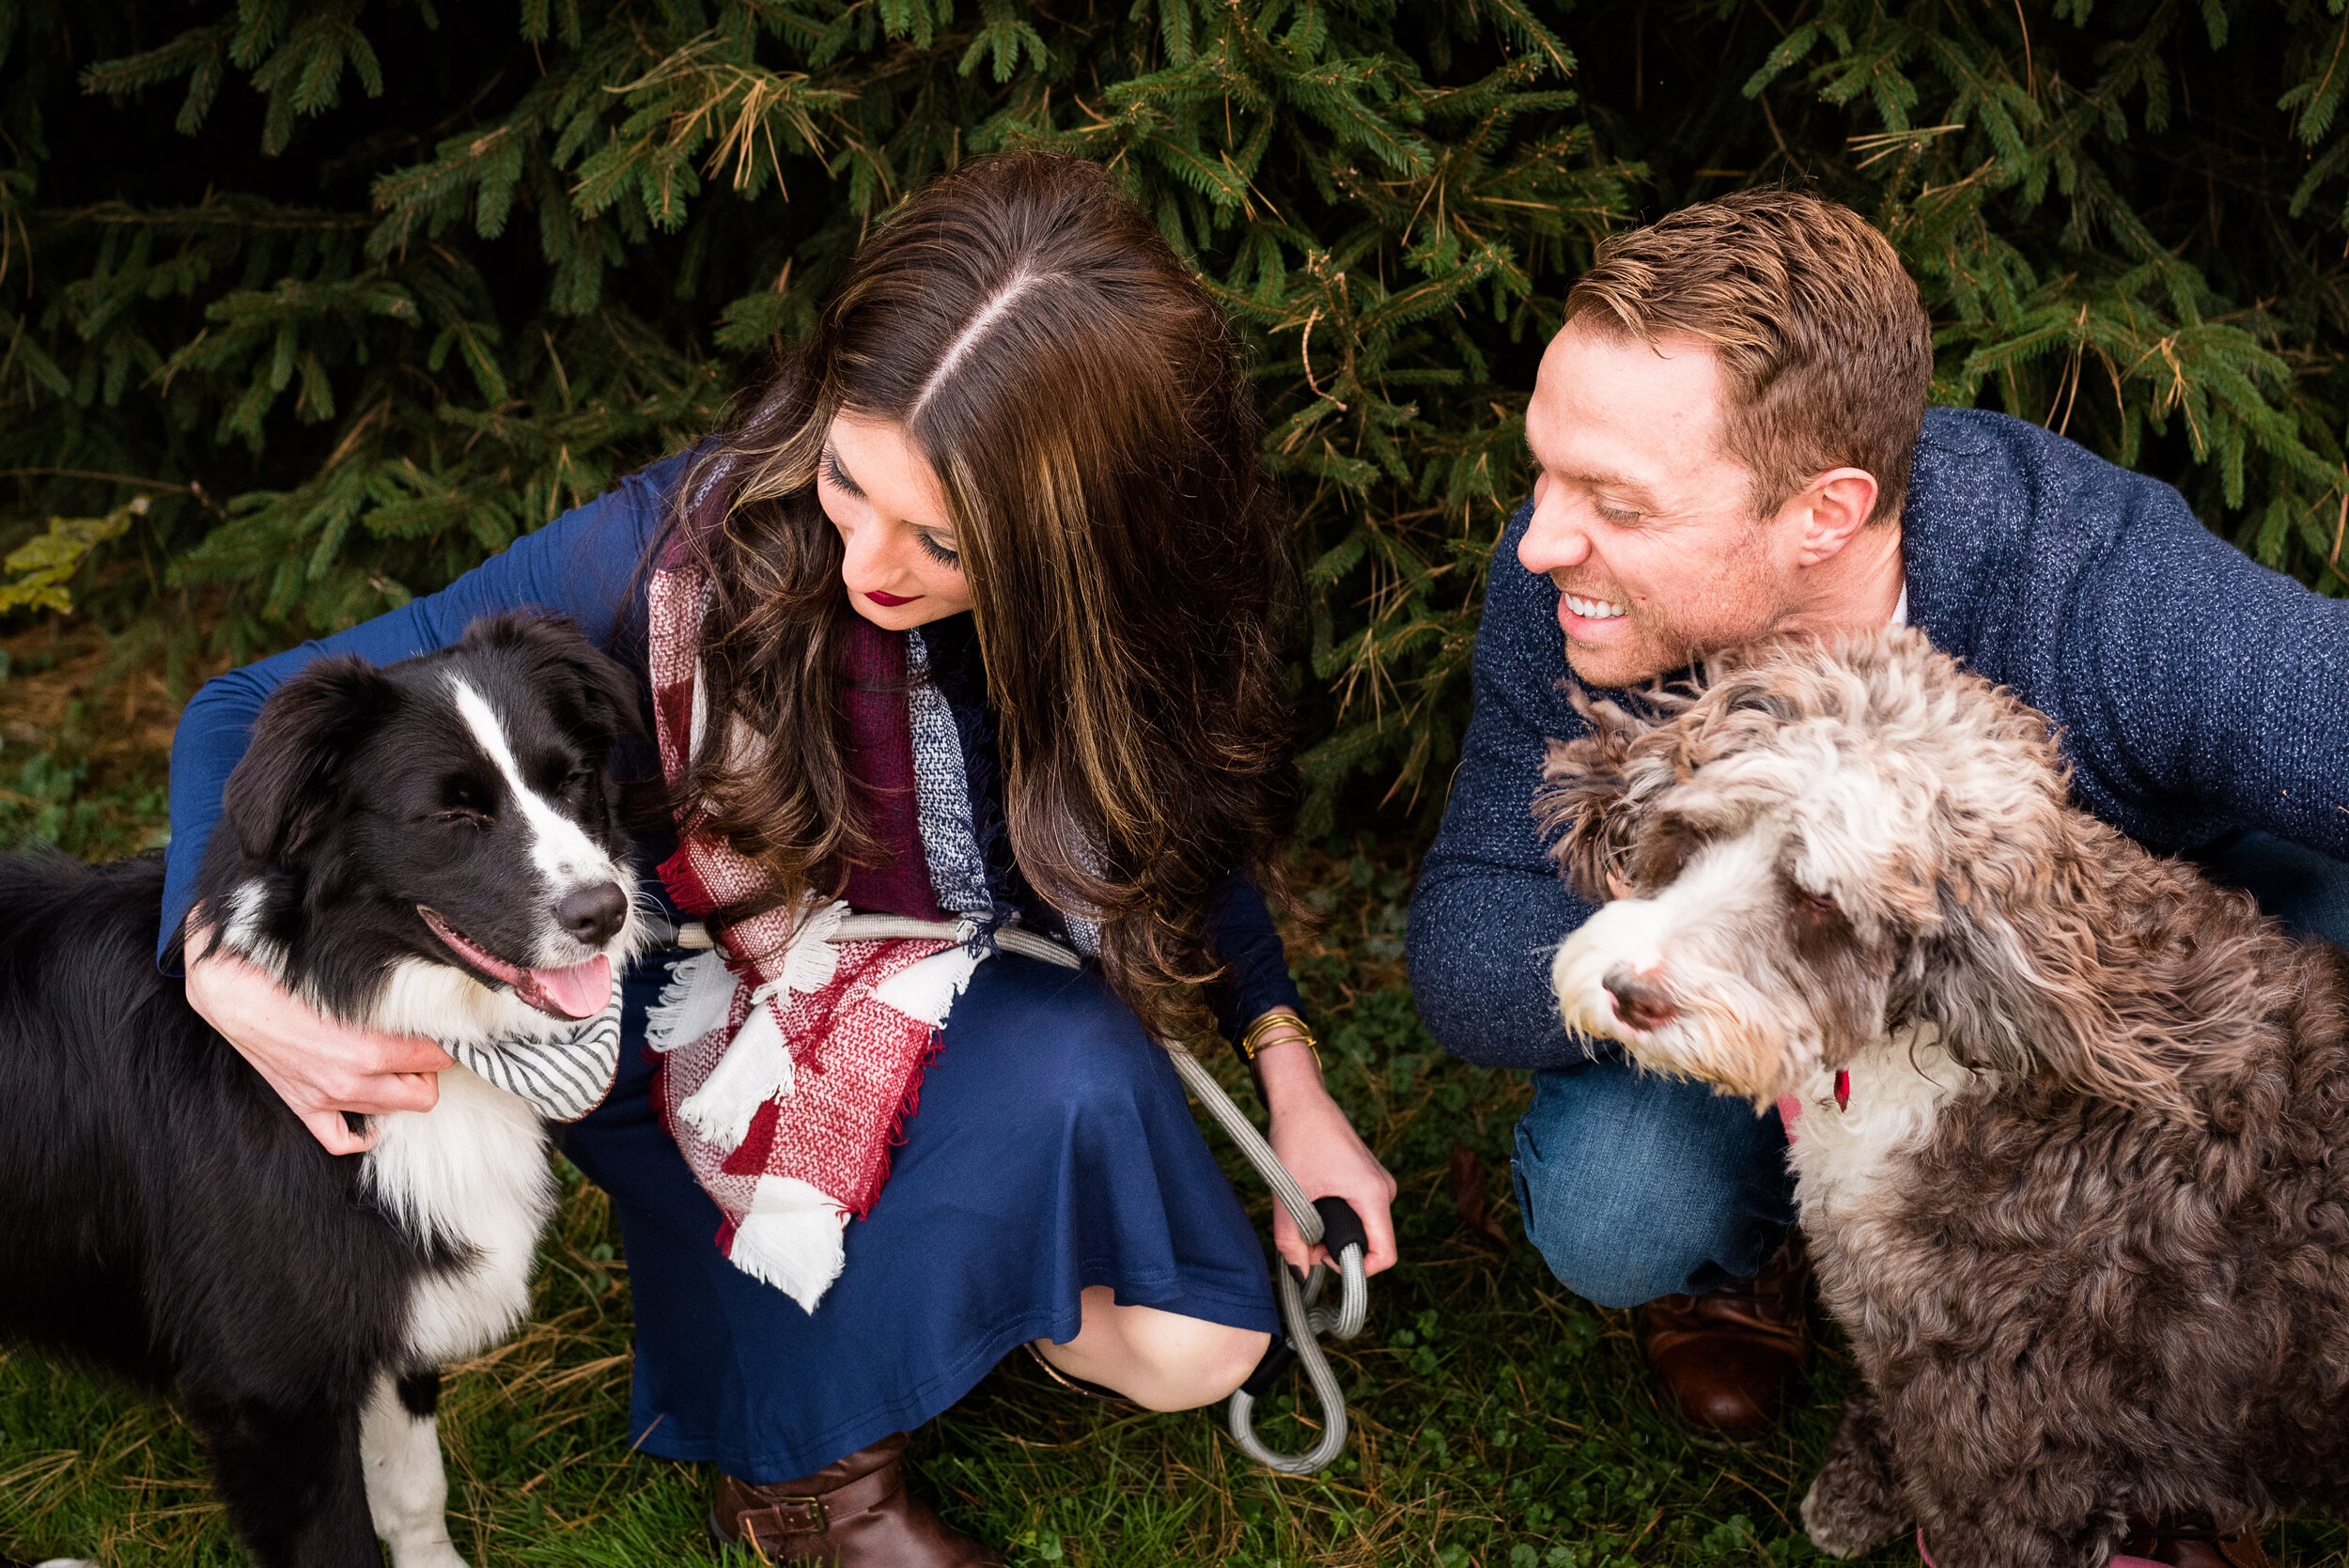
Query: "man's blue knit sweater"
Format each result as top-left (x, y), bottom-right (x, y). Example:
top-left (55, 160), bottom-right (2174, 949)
top-left (1406, 408), bottom-right (2349, 1071)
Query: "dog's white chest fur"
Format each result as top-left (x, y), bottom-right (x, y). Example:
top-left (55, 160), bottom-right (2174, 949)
top-left (1789, 1023), bottom-right (1983, 1234)
top-left (362, 1067), bottom-right (554, 1366)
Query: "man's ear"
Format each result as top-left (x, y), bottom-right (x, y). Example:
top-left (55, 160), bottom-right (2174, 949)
top-left (1792, 466), bottom-right (1881, 567)
top-left (223, 657), bottom-right (401, 865)
top-left (1534, 687), bottom-right (1660, 903)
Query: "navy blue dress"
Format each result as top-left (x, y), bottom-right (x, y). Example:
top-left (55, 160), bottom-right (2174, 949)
top-left (160, 451), bottom-right (1291, 1481)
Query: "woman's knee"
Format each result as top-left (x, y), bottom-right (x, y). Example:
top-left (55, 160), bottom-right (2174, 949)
top-left (1118, 1320), bottom-right (1268, 1412)
top-left (1040, 1289), bottom-right (1269, 1411)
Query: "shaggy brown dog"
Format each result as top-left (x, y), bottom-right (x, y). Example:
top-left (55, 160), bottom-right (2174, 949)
top-left (1536, 627), bottom-right (2349, 1568)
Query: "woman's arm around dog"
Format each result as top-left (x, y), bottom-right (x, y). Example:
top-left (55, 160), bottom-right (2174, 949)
top-left (165, 452), bottom-right (688, 1153)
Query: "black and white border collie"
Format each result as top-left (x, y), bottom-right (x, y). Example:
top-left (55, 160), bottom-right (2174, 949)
top-left (0, 615), bottom-right (646, 1568)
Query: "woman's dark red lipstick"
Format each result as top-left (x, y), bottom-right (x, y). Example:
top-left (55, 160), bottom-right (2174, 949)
top-left (865, 590), bottom-right (921, 607)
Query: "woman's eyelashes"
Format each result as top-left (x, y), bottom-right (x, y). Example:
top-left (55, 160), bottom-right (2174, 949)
top-left (819, 444), bottom-right (959, 569)
top-left (820, 448), bottom-right (863, 498)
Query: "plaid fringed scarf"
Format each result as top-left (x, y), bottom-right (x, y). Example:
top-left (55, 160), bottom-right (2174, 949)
top-left (642, 517), bottom-right (987, 1313)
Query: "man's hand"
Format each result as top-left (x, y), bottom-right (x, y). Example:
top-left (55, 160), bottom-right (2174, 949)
top-left (1254, 1013), bottom-right (1400, 1276)
top-left (184, 921), bottom-right (456, 1155)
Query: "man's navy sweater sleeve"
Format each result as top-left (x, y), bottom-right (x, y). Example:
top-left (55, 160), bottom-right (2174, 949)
top-left (1904, 411), bottom-right (2349, 859)
top-left (1404, 504), bottom-right (1599, 1071)
top-left (2071, 462), bottom-right (2349, 857)
top-left (158, 452), bottom-right (688, 968)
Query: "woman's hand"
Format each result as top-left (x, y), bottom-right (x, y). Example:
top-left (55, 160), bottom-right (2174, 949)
top-left (184, 919), bottom-right (457, 1156)
top-left (1252, 1011), bottom-right (1400, 1277)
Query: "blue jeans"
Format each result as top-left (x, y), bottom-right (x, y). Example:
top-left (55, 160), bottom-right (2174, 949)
top-left (1512, 830), bottom-right (2349, 1308)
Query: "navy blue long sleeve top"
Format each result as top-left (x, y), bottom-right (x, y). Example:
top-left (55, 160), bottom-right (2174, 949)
top-left (1406, 407), bottom-right (2349, 1071)
top-left (161, 448), bottom-right (1303, 1039)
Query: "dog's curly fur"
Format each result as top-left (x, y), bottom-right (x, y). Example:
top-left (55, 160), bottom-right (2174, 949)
top-left (1537, 627), bottom-right (2349, 1568)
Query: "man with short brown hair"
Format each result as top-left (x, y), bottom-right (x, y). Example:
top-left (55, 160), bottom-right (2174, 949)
top-left (1407, 189), bottom-right (2349, 1466)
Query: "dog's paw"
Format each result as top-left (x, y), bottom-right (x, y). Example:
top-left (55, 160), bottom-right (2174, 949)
top-left (1801, 1471), bottom-right (1908, 1559)
top-left (384, 1542), bottom-right (469, 1568)
top-left (36, 1559), bottom-right (100, 1567)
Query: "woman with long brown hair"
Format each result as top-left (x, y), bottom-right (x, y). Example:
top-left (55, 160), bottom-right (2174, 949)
top-left (163, 152), bottom-right (1397, 1564)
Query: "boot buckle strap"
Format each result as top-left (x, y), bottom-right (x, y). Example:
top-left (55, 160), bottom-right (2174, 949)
top-left (741, 1496), bottom-right (829, 1545)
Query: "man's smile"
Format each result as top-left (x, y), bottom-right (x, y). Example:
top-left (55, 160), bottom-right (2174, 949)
top-left (1560, 588), bottom-right (1629, 624)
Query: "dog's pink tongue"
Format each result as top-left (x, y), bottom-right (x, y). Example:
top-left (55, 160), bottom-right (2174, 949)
top-left (529, 955), bottom-right (612, 1019)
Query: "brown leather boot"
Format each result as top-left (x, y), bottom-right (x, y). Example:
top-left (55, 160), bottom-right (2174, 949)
top-left (1641, 1236), bottom-right (1812, 1438)
top-left (709, 1434), bottom-right (1003, 1565)
top-left (2117, 1518), bottom-right (2270, 1568)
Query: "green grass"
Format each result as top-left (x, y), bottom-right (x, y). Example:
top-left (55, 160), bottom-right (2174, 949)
top-left (3, 820), bottom-right (2346, 1564)
top-left (0, 633), bottom-right (179, 864)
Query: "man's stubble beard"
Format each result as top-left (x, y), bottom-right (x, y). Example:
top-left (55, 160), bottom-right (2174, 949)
top-left (1560, 579), bottom-right (1781, 691)
top-left (1561, 598), bottom-right (1707, 690)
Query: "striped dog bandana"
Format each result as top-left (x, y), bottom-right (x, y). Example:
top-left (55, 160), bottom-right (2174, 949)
top-left (443, 991), bottom-right (626, 1123)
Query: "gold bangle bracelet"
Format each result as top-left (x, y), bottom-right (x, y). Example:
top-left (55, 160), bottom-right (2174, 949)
top-left (1238, 1013), bottom-right (1321, 1071)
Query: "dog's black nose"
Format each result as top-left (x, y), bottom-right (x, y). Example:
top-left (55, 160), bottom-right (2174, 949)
top-left (1603, 964), bottom-right (1678, 1032)
top-left (556, 882), bottom-right (629, 947)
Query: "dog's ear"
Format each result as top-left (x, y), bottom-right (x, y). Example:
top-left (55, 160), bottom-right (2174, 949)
top-left (459, 613), bottom-right (646, 753)
top-left (1905, 809), bottom-right (2205, 1121)
top-left (1534, 686), bottom-right (1659, 904)
top-left (573, 640), bottom-right (646, 750)
top-left (223, 656), bottom-right (401, 866)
